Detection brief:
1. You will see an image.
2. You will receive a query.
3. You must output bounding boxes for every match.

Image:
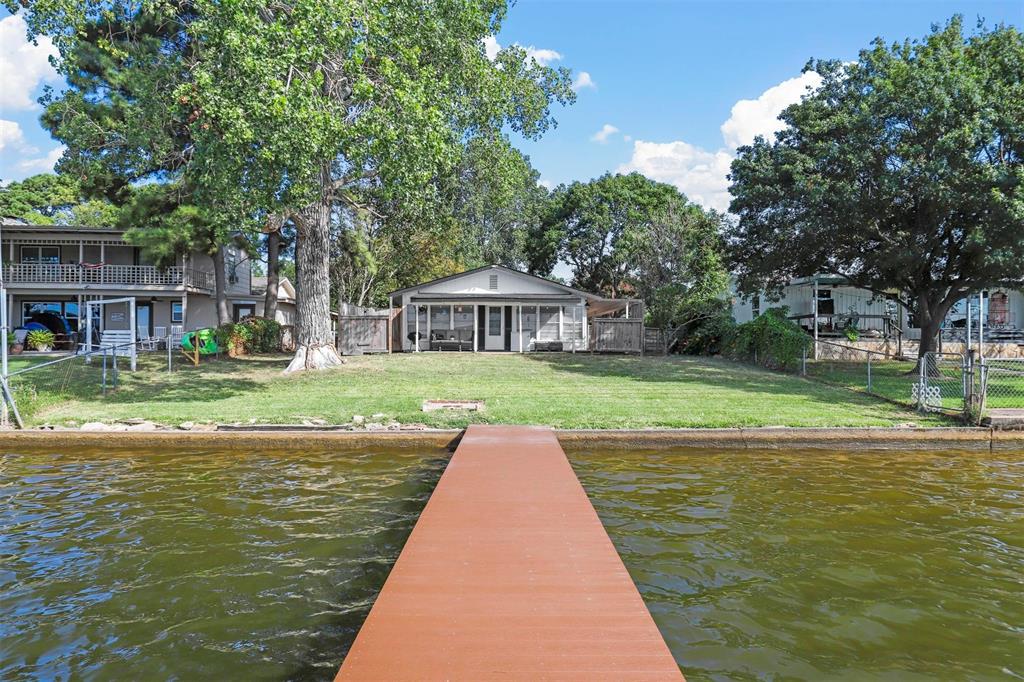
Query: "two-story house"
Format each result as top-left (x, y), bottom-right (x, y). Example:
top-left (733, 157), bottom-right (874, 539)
top-left (0, 222), bottom-right (293, 342)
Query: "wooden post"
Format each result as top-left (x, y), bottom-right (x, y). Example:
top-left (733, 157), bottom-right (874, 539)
top-left (571, 305), bottom-right (577, 353)
top-left (518, 305), bottom-right (523, 352)
top-left (472, 304), bottom-right (478, 352)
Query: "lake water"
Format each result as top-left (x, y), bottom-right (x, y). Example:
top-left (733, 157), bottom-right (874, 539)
top-left (2, 446), bottom-right (1021, 680)
top-left (572, 448), bottom-right (1024, 681)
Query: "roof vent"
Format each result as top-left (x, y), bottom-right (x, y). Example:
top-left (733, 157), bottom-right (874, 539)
top-left (489, 274), bottom-right (498, 290)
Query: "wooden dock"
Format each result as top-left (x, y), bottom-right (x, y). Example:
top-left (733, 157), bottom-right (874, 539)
top-left (335, 424), bottom-right (683, 681)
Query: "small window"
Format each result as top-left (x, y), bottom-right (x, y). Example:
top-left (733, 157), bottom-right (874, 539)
top-left (233, 304), bottom-right (256, 322)
top-left (751, 294), bottom-right (760, 318)
top-left (489, 274), bottom-right (498, 290)
top-left (21, 246), bottom-right (60, 264)
top-left (171, 302), bottom-right (184, 323)
top-left (488, 308), bottom-right (501, 335)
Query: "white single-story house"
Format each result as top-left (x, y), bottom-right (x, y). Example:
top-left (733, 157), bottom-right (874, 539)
top-left (387, 265), bottom-right (641, 352)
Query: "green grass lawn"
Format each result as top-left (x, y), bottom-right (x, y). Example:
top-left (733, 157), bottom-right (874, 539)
top-left (8, 351), bottom-right (945, 428)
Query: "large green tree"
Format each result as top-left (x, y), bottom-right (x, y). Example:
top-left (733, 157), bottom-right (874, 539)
top-left (728, 17), bottom-right (1024, 359)
top-left (13, 0), bottom-right (249, 325)
top-left (537, 172), bottom-right (727, 323)
top-left (179, 0), bottom-right (574, 370)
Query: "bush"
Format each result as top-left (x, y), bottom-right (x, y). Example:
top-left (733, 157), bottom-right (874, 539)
top-left (727, 306), bottom-right (810, 370)
top-left (214, 317), bottom-right (281, 355)
top-left (672, 298), bottom-right (737, 355)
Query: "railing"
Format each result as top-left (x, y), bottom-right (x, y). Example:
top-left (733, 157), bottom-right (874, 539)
top-left (2, 264), bottom-right (214, 291)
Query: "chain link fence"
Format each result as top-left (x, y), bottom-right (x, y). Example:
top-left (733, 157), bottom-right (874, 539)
top-left (913, 352), bottom-right (969, 415)
top-left (977, 358), bottom-right (1024, 411)
top-left (1, 331), bottom-right (221, 428)
top-left (796, 339), bottom-right (919, 408)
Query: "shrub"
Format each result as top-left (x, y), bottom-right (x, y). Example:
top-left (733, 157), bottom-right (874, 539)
top-left (672, 298), bottom-right (737, 355)
top-left (25, 329), bottom-right (56, 351)
top-left (214, 317), bottom-right (281, 355)
top-left (727, 306), bottom-right (810, 370)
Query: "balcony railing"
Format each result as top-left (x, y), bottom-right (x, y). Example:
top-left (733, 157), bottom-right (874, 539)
top-left (2, 264), bottom-right (214, 292)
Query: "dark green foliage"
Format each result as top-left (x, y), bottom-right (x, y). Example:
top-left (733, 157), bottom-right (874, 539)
top-left (215, 317), bottom-right (282, 355)
top-left (672, 298), bottom-right (737, 356)
top-left (0, 173), bottom-right (120, 226)
top-left (728, 307), bottom-right (810, 371)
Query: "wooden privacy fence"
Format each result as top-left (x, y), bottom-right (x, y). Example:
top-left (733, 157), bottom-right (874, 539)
top-left (337, 305), bottom-right (397, 355)
top-left (591, 318), bottom-right (644, 353)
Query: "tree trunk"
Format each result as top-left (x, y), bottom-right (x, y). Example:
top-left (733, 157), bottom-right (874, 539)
top-left (264, 229), bottom-right (281, 321)
top-left (286, 180), bottom-right (344, 372)
top-left (914, 294), bottom-right (956, 375)
top-left (212, 246), bottom-right (231, 325)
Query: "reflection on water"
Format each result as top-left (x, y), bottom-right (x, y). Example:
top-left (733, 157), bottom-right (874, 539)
top-left (571, 449), bottom-right (1024, 681)
top-left (0, 448), bottom-right (448, 681)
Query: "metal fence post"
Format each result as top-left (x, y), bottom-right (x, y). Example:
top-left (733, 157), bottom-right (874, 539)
top-left (800, 346), bottom-right (807, 376)
top-left (101, 348), bottom-right (107, 396)
top-left (867, 353), bottom-right (872, 392)
top-left (918, 352), bottom-right (926, 411)
top-left (112, 348), bottom-right (118, 388)
top-left (167, 331), bottom-right (172, 373)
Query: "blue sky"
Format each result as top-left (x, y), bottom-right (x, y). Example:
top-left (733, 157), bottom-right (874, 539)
top-left (2, 0), bottom-right (1022, 207)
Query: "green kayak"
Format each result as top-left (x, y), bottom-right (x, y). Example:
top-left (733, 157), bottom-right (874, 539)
top-left (181, 328), bottom-right (219, 355)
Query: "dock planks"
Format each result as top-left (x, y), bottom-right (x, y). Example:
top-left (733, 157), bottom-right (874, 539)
top-left (335, 424), bottom-right (683, 681)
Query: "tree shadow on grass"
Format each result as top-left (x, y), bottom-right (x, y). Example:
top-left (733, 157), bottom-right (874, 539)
top-left (520, 352), bottom-right (917, 413)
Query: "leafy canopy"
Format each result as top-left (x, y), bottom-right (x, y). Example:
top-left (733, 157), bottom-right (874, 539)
top-left (727, 16), bottom-right (1024, 348)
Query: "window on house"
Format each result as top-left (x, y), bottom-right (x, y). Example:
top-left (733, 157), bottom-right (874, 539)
top-left (751, 295), bottom-right (761, 318)
top-left (21, 246), bottom-right (60, 264)
top-left (488, 307), bottom-right (501, 335)
top-left (171, 302), bottom-right (184, 323)
top-left (232, 304), bottom-right (256, 322)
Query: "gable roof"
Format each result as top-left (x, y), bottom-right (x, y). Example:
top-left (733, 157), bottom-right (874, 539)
top-left (387, 264), bottom-right (598, 300)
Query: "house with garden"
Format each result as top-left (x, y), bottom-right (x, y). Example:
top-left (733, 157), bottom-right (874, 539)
top-left (0, 221), bottom-right (293, 350)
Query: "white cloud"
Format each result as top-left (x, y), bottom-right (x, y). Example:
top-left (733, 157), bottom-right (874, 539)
top-left (523, 46), bottom-right (562, 66)
top-left (538, 179), bottom-right (554, 190)
top-left (720, 71), bottom-right (822, 149)
top-left (482, 35), bottom-right (501, 61)
top-left (481, 35), bottom-right (562, 67)
top-left (16, 145), bottom-right (65, 174)
top-left (572, 71), bottom-right (596, 92)
top-left (590, 123), bottom-right (619, 144)
top-left (0, 14), bottom-right (60, 111)
top-left (619, 71), bottom-right (821, 212)
top-left (0, 119), bottom-right (27, 153)
top-left (618, 141), bottom-right (734, 212)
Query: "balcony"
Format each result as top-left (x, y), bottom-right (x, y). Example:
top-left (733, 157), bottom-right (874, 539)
top-left (2, 264), bottom-right (215, 292)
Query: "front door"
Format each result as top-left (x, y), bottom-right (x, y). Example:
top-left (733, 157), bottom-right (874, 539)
top-left (136, 303), bottom-right (152, 340)
top-left (484, 305), bottom-right (504, 350)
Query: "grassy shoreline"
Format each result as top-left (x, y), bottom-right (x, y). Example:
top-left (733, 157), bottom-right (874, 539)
top-left (8, 352), bottom-right (945, 429)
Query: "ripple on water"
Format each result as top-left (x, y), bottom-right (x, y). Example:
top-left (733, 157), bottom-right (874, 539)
top-left (570, 449), bottom-right (1024, 681)
top-left (0, 448), bottom-right (448, 681)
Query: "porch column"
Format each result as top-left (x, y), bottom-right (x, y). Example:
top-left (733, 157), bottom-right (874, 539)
top-left (558, 306), bottom-right (563, 343)
top-left (572, 305), bottom-right (577, 354)
top-left (518, 305), bottom-right (523, 353)
top-left (472, 304), bottom-right (478, 352)
top-left (413, 306), bottom-right (420, 353)
top-left (78, 241), bottom-right (84, 284)
top-left (100, 243), bottom-right (105, 285)
top-left (581, 297), bottom-right (589, 352)
top-left (426, 304), bottom-right (432, 351)
top-left (181, 293), bottom-right (187, 332)
top-left (129, 297), bottom-right (137, 370)
top-left (812, 278), bottom-right (819, 360)
top-left (85, 301), bottom-right (93, 355)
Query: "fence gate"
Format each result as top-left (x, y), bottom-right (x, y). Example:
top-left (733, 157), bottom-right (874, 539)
top-left (915, 352), bottom-right (969, 414)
